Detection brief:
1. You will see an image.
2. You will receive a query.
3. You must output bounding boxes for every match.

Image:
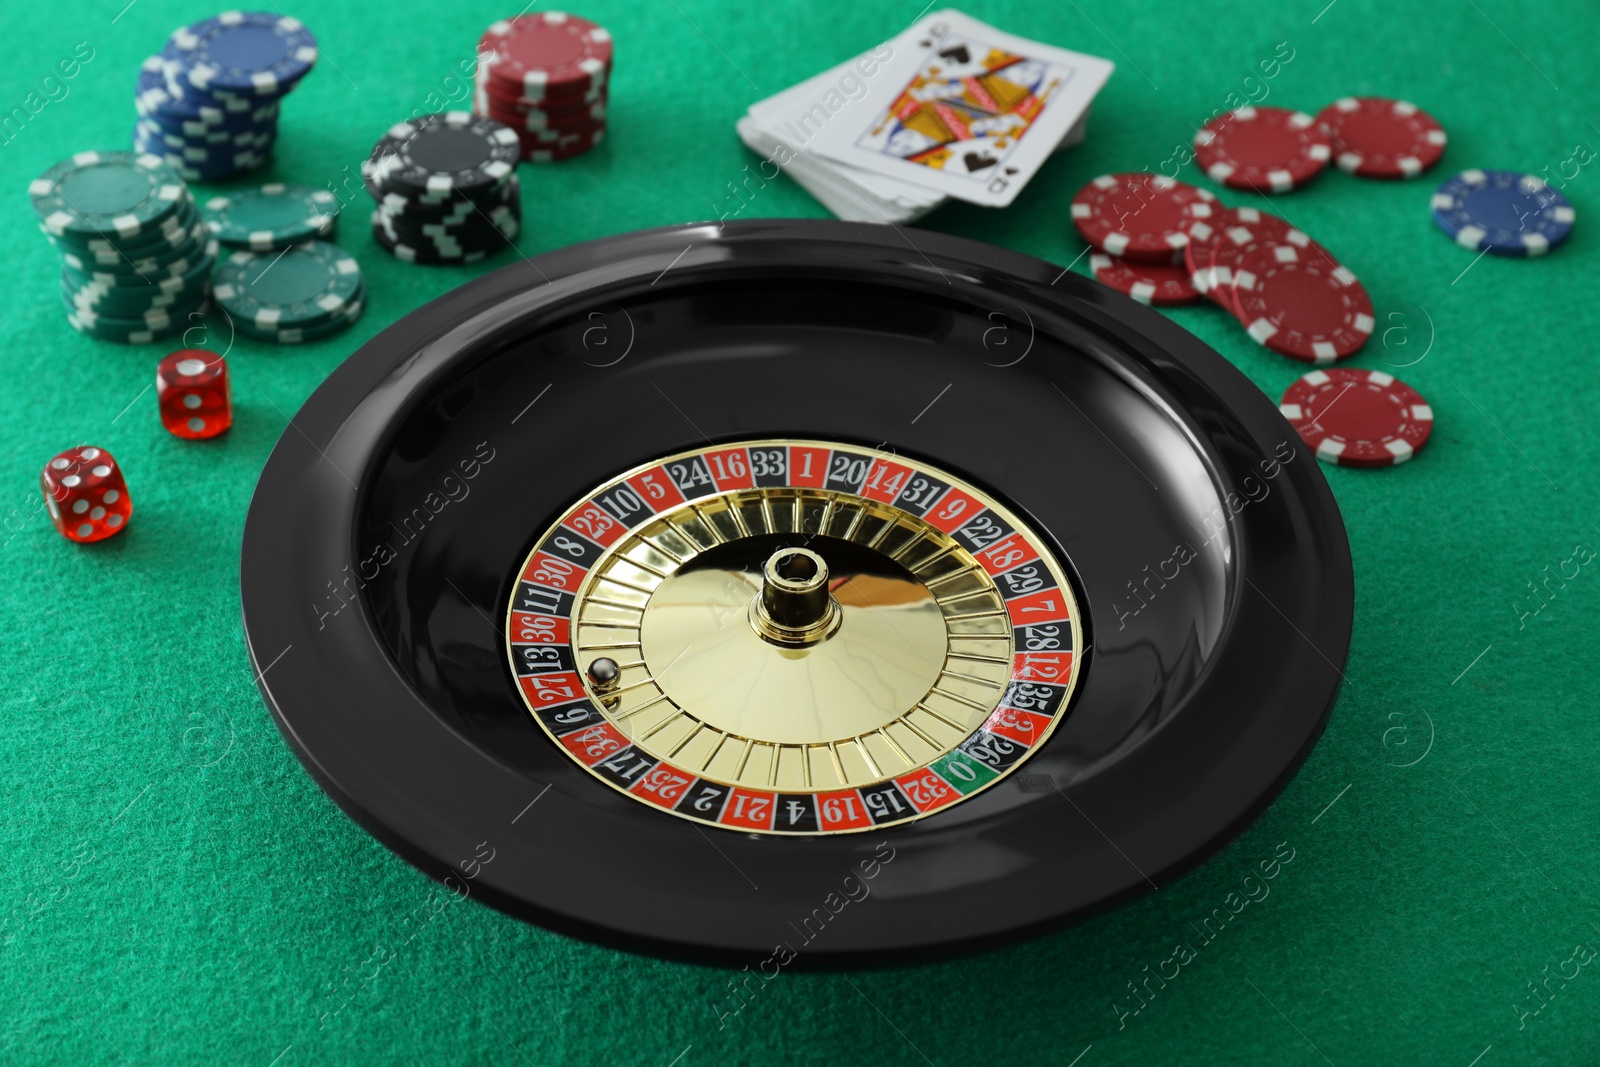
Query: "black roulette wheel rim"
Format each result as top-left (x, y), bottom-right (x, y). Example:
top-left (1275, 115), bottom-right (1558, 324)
top-left (241, 218), bottom-right (1353, 966)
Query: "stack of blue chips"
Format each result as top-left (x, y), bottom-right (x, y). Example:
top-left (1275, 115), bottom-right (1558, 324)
top-left (133, 12), bottom-right (319, 184)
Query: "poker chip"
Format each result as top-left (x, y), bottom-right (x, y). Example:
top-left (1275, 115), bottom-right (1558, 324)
top-left (1194, 107), bottom-right (1331, 193)
top-left (472, 14), bottom-right (612, 161)
top-left (1070, 174), bottom-right (1218, 260)
top-left (1231, 242), bottom-right (1374, 363)
top-left (474, 70), bottom-right (608, 108)
top-left (1280, 369), bottom-right (1433, 468)
top-left (478, 13), bottom-right (612, 100)
top-left (135, 57), bottom-right (278, 127)
top-left (1183, 207), bottom-right (1300, 302)
top-left (365, 113), bottom-right (522, 263)
top-left (134, 15), bottom-right (318, 184)
top-left (58, 209), bottom-right (205, 272)
top-left (520, 127), bottom-right (607, 162)
top-left (476, 91), bottom-right (607, 132)
top-left (212, 240), bottom-right (363, 331)
top-left (1431, 170), bottom-right (1576, 257)
top-left (1316, 97), bottom-right (1446, 179)
top-left (166, 12), bottom-right (318, 97)
top-left (1201, 211), bottom-right (1337, 317)
top-left (67, 290), bottom-right (209, 332)
top-left (1089, 253), bottom-right (1200, 306)
top-left (203, 184), bottom-right (340, 250)
top-left (367, 112), bottom-right (521, 199)
top-left (234, 286), bottom-right (366, 343)
top-left (29, 152), bottom-right (185, 239)
top-left (42, 201), bottom-right (193, 254)
top-left (1181, 212), bottom-right (1229, 297)
top-left (63, 231), bottom-right (215, 286)
top-left (371, 208), bottom-right (521, 265)
top-left (30, 150), bottom-right (211, 342)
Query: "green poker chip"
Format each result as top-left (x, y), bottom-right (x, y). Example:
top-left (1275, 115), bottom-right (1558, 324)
top-left (66, 297), bottom-right (206, 344)
top-left (66, 290), bottom-right (208, 331)
top-left (202, 183), bottom-right (339, 251)
top-left (44, 199), bottom-right (201, 261)
top-left (63, 239), bottom-right (217, 295)
top-left (212, 240), bottom-right (362, 329)
top-left (59, 220), bottom-right (208, 280)
top-left (235, 284), bottom-right (366, 344)
top-left (64, 286), bottom-right (185, 319)
top-left (62, 273), bottom-right (190, 310)
top-left (29, 152), bottom-right (186, 239)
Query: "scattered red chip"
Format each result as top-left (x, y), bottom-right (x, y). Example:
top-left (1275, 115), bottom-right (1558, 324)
top-left (1279, 369), bottom-right (1433, 467)
top-left (479, 13), bottom-right (613, 100)
top-left (1231, 243), bottom-right (1374, 363)
top-left (1194, 107), bottom-right (1331, 193)
top-left (1089, 253), bottom-right (1201, 306)
top-left (1181, 215), bottom-right (1228, 298)
top-left (1210, 211), bottom-right (1342, 319)
top-left (1315, 97), bottom-right (1447, 179)
top-left (1182, 207), bottom-right (1290, 306)
top-left (1071, 173), bottom-right (1219, 261)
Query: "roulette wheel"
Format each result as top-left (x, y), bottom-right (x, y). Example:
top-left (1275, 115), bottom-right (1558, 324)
top-left (241, 219), bottom-right (1353, 965)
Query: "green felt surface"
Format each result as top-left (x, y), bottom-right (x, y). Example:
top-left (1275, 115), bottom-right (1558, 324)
top-left (3, 0), bottom-right (1598, 1063)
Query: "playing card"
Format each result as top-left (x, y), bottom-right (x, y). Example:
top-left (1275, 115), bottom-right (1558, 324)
top-left (737, 23), bottom-right (946, 222)
top-left (805, 10), bottom-right (1114, 208)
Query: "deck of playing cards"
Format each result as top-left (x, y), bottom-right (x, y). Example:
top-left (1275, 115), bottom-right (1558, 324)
top-left (736, 11), bottom-right (1114, 223)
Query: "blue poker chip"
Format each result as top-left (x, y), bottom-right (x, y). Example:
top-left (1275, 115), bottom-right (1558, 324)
top-left (135, 118), bottom-right (274, 152)
top-left (1431, 169), bottom-right (1576, 257)
top-left (166, 12), bottom-right (318, 97)
top-left (135, 57), bottom-right (279, 127)
top-left (138, 97), bottom-right (279, 137)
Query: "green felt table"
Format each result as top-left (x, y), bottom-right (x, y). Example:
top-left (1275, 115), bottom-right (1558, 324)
top-left (4, 0), bottom-right (1598, 1063)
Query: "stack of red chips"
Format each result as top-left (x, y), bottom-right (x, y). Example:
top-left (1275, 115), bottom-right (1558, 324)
top-left (473, 13), bottom-right (611, 162)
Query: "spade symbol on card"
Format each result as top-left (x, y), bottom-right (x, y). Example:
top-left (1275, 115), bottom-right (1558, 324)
top-left (938, 45), bottom-right (971, 64)
top-left (964, 151), bottom-right (999, 172)
top-left (1005, 167), bottom-right (1019, 175)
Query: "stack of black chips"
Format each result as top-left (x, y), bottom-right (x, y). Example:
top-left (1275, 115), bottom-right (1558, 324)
top-left (363, 111), bottom-right (522, 265)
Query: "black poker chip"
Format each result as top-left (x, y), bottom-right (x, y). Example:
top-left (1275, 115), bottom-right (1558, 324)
top-left (374, 180), bottom-right (521, 237)
top-left (377, 200), bottom-right (520, 239)
top-left (370, 211), bottom-right (520, 264)
top-left (364, 112), bottom-right (521, 263)
top-left (365, 111), bottom-right (521, 200)
top-left (241, 219), bottom-right (1353, 964)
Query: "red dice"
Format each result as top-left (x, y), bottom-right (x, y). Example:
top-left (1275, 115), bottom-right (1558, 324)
top-left (41, 446), bottom-right (133, 544)
top-left (156, 350), bottom-right (231, 439)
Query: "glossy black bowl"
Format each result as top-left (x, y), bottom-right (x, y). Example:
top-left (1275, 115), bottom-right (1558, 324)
top-left (241, 219), bottom-right (1352, 966)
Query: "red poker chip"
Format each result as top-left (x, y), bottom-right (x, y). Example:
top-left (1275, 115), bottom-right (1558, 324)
top-left (474, 70), bottom-right (608, 111)
top-left (520, 127), bottom-right (606, 162)
top-left (1070, 173), bottom-right (1218, 261)
top-left (1231, 243), bottom-right (1374, 363)
top-left (479, 96), bottom-right (607, 137)
top-left (1316, 97), bottom-right (1447, 179)
top-left (1089, 253), bottom-right (1201, 306)
top-left (517, 115), bottom-right (607, 141)
top-left (1181, 215), bottom-right (1229, 298)
top-left (479, 13), bottom-right (613, 100)
top-left (1193, 107), bottom-right (1331, 193)
top-left (1207, 211), bottom-right (1341, 318)
top-left (1183, 207), bottom-right (1290, 306)
top-left (475, 89), bottom-right (608, 127)
top-left (1279, 368), bottom-right (1434, 468)
top-left (514, 123), bottom-right (606, 150)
